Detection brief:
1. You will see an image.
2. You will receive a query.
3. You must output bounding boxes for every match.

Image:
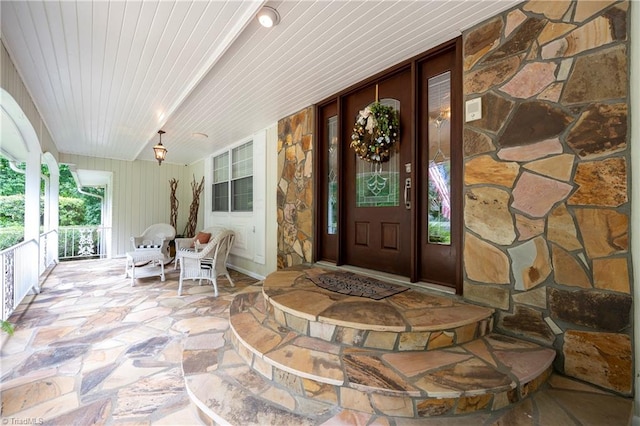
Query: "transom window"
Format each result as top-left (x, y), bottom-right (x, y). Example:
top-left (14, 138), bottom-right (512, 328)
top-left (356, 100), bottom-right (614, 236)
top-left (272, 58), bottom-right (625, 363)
top-left (212, 141), bottom-right (253, 212)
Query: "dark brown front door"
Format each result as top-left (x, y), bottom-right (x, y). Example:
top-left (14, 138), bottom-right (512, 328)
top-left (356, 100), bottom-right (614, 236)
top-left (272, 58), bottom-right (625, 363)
top-left (342, 68), bottom-right (412, 276)
top-left (316, 39), bottom-right (462, 292)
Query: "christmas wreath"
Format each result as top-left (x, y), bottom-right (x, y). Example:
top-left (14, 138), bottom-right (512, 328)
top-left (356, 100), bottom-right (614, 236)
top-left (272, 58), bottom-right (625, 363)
top-left (350, 102), bottom-right (399, 163)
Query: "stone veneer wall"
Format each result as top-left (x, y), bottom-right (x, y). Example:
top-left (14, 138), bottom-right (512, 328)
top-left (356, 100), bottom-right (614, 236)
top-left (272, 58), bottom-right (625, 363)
top-left (462, 1), bottom-right (631, 394)
top-left (277, 107), bottom-right (314, 269)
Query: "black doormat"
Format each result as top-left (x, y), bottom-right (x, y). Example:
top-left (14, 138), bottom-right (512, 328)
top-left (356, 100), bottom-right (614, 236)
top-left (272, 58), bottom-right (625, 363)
top-left (306, 271), bottom-right (408, 300)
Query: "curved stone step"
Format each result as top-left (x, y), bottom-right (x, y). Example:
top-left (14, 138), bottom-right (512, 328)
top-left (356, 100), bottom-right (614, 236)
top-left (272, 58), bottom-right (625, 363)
top-left (263, 267), bottom-right (495, 351)
top-left (228, 290), bottom-right (556, 418)
top-left (183, 331), bottom-right (336, 426)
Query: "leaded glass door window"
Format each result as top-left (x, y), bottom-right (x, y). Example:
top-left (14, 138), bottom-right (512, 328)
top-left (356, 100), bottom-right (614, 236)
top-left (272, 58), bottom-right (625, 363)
top-left (327, 116), bottom-right (338, 234)
top-left (427, 72), bottom-right (451, 245)
top-left (355, 98), bottom-right (400, 208)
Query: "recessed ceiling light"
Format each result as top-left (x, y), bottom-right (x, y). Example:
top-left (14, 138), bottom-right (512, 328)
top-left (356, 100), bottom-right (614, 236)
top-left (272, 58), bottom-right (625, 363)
top-left (192, 132), bottom-right (208, 139)
top-left (257, 6), bottom-right (280, 28)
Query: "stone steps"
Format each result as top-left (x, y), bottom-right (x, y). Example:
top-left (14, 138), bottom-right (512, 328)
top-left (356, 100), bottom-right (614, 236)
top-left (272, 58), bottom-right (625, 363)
top-left (183, 331), bottom-right (337, 426)
top-left (227, 290), bottom-right (555, 418)
top-left (185, 267), bottom-right (556, 423)
top-left (262, 268), bottom-right (495, 351)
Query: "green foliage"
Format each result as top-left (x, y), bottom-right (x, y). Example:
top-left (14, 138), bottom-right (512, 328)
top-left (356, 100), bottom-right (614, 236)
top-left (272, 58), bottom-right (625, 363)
top-left (0, 157), bottom-right (103, 227)
top-left (351, 102), bottom-right (400, 163)
top-left (1, 320), bottom-right (14, 335)
top-left (59, 165), bottom-right (103, 225)
top-left (428, 223), bottom-right (450, 244)
top-left (0, 195), bottom-right (85, 227)
top-left (58, 164), bottom-right (78, 197)
top-left (83, 194), bottom-right (102, 225)
top-left (0, 226), bottom-right (23, 250)
top-left (59, 197), bottom-right (86, 226)
top-left (0, 157), bottom-right (25, 195)
top-left (0, 195), bottom-right (25, 226)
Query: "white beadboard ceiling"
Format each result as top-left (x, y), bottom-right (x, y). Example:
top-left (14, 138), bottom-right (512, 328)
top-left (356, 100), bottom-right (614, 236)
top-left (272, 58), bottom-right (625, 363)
top-left (1, 0), bottom-right (520, 166)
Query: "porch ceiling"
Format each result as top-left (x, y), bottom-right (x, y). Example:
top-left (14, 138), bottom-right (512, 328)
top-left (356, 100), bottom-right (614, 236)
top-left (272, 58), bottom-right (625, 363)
top-left (0, 0), bottom-right (520, 166)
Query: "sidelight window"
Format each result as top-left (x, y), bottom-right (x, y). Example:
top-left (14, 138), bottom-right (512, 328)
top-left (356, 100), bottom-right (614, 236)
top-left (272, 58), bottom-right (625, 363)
top-left (327, 116), bottom-right (338, 234)
top-left (427, 72), bottom-right (451, 244)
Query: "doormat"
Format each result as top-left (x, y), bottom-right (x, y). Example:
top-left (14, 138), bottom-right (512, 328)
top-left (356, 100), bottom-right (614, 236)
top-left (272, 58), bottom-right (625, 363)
top-left (306, 271), bottom-right (408, 300)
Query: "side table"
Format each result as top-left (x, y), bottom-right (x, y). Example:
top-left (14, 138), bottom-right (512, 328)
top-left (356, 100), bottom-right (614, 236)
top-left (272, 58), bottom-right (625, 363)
top-left (125, 250), bottom-right (166, 286)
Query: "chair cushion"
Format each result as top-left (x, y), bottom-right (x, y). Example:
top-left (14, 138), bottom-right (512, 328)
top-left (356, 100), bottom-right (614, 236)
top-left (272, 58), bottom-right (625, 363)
top-left (191, 232), bottom-right (212, 248)
top-left (137, 244), bottom-right (161, 249)
top-left (201, 259), bottom-right (213, 269)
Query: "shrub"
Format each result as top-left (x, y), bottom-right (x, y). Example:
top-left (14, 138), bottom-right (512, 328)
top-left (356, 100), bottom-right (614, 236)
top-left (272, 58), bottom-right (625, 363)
top-left (0, 226), bottom-right (23, 251)
top-left (59, 197), bottom-right (85, 226)
top-left (0, 195), bottom-right (86, 227)
top-left (0, 195), bottom-right (25, 226)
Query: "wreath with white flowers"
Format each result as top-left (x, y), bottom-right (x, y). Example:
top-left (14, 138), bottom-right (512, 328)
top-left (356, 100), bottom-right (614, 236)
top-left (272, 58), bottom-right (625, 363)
top-left (350, 102), bottom-right (400, 163)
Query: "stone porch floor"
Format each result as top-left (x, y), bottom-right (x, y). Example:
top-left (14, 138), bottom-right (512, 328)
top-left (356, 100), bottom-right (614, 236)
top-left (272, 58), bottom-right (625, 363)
top-left (0, 258), bottom-right (634, 425)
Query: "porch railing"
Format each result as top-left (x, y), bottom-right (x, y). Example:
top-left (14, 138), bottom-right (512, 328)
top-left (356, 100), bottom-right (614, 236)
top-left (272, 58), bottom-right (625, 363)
top-left (58, 226), bottom-right (110, 260)
top-left (39, 229), bottom-right (58, 275)
top-left (2, 227), bottom-right (110, 321)
top-left (1, 239), bottom-right (39, 321)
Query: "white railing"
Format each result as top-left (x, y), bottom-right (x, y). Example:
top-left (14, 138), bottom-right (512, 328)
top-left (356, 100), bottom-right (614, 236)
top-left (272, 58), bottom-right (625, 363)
top-left (59, 226), bottom-right (110, 260)
top-left (1, 239), bottom-right (39, 321)
top-left (39, 229), bottom-right (58, 274)
top-left (1, 227), bottom-right (110, 321)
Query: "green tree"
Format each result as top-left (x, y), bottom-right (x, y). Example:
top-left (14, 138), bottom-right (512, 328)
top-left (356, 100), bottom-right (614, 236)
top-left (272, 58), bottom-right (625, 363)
top-left (58, 197), bottom-right (86, 225)
top-left (0, 157), bottom-right (103, 226)
top-left (0, 194), bottom-right (85, 226)
top-left (58, 165), bottom-right (103, 225)
top-left (0, 156), bottom-right (25, 195)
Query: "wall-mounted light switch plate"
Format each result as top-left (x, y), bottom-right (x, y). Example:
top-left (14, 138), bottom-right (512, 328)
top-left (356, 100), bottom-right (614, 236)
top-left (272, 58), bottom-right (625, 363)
top-left (465, 98), bottom-right (482, 122)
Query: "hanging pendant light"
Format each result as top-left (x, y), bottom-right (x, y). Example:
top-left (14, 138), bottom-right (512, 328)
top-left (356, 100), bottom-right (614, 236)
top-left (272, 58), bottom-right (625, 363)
top-left (153, 130), bottom-right (167, 166)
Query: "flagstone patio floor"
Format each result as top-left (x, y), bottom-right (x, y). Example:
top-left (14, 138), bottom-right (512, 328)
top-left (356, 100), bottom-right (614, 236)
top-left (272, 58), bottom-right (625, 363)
top-left (0, 259), bottom-right (633, 425)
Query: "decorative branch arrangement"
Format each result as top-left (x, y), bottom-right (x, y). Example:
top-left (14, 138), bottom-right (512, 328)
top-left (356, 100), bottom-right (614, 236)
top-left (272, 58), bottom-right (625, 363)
top-left (169, 178), bottom-right (179, 232)
top-left (183, 175), bottom-right (204, 238)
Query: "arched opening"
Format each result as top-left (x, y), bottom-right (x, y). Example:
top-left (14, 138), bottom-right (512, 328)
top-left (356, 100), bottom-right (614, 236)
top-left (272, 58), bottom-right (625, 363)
top-left (0, 89), bottom-right (46, 320)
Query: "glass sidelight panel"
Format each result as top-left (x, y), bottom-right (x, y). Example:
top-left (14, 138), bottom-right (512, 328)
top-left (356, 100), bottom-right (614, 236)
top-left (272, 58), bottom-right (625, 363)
top-left (327, 116), bottom-right (338, 234)
top-left (427, 72), bottom-right (451, 245)
top-left (356, 98), bottom-right (400, 208)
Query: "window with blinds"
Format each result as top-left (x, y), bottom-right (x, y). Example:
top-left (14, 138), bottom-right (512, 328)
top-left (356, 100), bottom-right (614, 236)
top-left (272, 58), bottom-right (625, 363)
top-left (212, 141), bottom-right (253, 212)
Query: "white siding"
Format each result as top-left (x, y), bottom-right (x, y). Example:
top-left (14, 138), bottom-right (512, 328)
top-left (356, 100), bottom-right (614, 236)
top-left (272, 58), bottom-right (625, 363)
top-left (204, 124), bottom-right (278, 279)
top-left (253, 130), bottom-right (266, 265)
top-left (58, 153), bottom-right (202, 257)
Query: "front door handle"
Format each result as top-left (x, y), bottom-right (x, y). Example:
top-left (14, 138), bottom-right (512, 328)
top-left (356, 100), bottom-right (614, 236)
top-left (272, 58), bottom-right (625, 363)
top-left (404, 177), bottom-right (411, 210)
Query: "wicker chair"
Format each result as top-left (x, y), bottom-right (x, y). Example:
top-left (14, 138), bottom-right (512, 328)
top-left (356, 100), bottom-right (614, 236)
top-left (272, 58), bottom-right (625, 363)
top-left (173, 226), bottom-right (226, 270)
top-left (177, 229), bottom-right (235, 296)
top-left (130, 223), bottom-right (176, 265)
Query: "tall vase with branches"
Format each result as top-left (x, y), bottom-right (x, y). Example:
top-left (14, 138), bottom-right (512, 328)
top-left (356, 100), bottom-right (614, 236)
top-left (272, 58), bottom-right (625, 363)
top-left (169, 178), bottom-right (179, 231)
top-left (183, 175), bottom-right (204, 238)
